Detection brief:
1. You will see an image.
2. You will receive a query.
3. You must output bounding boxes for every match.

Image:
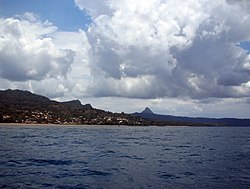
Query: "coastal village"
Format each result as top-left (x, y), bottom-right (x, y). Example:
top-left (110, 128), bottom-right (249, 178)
top-left (1, 109), bottom-right (147, 125)
top-left (0, 90), bottom-right (152, 126)
top-left (2, 89), bottom-right (249, 126)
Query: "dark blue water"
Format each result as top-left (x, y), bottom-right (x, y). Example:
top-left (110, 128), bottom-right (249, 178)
top-left (0, 125), bottom-right (249, 189)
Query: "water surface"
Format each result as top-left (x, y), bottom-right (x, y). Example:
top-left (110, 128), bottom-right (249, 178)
top-left (0, 125), bottom-right (249, 188)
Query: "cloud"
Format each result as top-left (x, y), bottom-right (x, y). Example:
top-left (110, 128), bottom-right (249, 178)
top-left (1, 1), bottom-right (250, 118)
top-left (0, 14), bottom-right (75, 81)
top-left (75, 0), bottom-right (250, 100)
top-left (74, 0), bottom-right (111, 18)
top-left (226, 0), bottom-right (250, 12)
top-left (0, 13), bottom-right (91, 99)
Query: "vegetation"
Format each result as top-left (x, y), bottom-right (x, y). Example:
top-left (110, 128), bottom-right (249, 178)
top-left (3, 89), bottom-right (242, 126)
top-left (0, 89), bottom-right (176, 126)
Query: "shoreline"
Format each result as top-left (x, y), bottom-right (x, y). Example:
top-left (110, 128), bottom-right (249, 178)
top-left (0, 122), bottom-right (194, 127)
top-left (0, 123), bottom-right (94, 127)
top-left (0, 122), bottom-right (240, 127)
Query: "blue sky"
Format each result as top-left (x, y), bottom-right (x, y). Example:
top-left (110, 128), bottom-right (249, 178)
top-left (0, 0), bottom-right (91, 31)
top-left (240, 41), bottom-right (250, 54)
top-left (0, 0), bottom-right (250, 118)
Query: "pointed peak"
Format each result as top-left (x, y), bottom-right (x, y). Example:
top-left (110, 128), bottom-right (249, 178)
top-left (141, 107), bottom-right (154, 114)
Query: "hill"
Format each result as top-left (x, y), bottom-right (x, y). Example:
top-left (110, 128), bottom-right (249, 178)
top-left (2, 89), bottom-right (247, 126)
top-left (0, 89), bottom-right (149, 125)
top-left (134, 107), bottom-right (250, 127)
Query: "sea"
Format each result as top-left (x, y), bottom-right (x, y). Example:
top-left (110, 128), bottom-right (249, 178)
top-left (0, 125), bottom-right (249, 189)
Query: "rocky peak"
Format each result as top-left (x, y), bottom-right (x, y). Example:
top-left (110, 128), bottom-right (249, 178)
top-left (141, 107), bottom-right (154, 114)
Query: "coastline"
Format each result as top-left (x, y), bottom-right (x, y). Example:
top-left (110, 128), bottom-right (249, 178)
top-left (0, 122), bottom-right (185, 127)
top-left (0, 122), bottom-right (223, 127)
top-left (0, 123), bottom-right (131, 127)
top-left (0, 123), bottom-right (78, 127)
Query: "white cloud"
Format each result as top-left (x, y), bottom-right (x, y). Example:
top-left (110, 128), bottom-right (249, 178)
top-left (0, 13), bottom-right (91, 99)
top-left (74, 0), bottom-right (111, 18)
top-left (75, 0), bottom-right (250, 100)
top-left (0, 16), bottom-right (75, 81)
top-left (1, 1), bottom-right (250, 118)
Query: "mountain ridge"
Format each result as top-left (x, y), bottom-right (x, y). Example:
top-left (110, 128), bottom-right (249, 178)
top-left (134, 108), bottom-right (250, 127)
top-left (1, 89), bottom-right (249, 126)
top-left (0, 89), bottom-right (183, 126)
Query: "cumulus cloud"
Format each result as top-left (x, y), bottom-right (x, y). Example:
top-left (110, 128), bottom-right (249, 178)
top-left (0, 13), bottom-right (91, 99)
top-left (75, 0), bottom-right (250, 100)
top-left (1, 1), bottom-right (250, 118)
top-left (0, 14), bottom-right (75, 81)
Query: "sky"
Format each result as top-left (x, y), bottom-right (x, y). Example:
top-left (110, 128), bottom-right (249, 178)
top-left (0, 0), bottom-right (250, 118)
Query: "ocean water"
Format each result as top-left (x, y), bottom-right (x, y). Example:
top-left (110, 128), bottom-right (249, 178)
top-left (0, 125), bottom-right (249, 189)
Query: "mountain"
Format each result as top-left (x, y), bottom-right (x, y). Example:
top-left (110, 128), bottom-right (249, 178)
top-left (141, 107), bottom-right (154, 114)
top-left (2, 89), bottom-right (248, 126)
top-left (0, 89), bottom-right (151, 125)
top-left (134, 108), bottom-right (250, 127)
